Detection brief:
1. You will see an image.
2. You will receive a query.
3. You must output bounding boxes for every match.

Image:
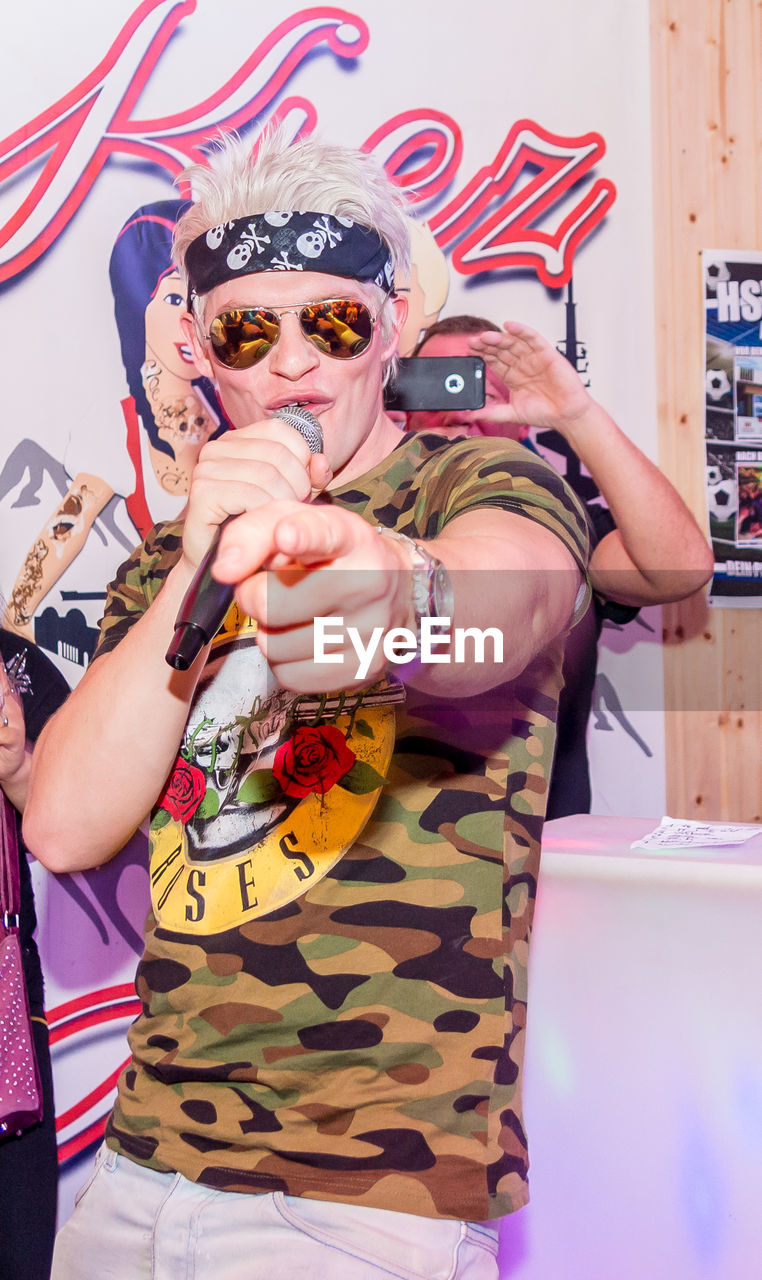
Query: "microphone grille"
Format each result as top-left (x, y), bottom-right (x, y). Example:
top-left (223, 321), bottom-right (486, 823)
top-left (271, 404), bottom-right (324, 455)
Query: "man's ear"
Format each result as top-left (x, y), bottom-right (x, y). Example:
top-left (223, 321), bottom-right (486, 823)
top-left (181, 311), bottom-right (215, 382)
top-left (381, 294), bottom-right (409, 361)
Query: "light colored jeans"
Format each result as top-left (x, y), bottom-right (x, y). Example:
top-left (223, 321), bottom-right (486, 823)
top-left (52, 1143), bottom-right (500, 1279)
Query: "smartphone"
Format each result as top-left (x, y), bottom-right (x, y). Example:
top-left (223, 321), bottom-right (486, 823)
top-left (384, 356), bottom-right (486, 412)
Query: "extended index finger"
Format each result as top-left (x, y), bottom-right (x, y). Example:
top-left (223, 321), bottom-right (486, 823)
top-left (212, 501), bottom-right (357, 583)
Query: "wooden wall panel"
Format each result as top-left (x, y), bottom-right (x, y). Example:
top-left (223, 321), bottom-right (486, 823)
top-left (651, 0), bottom-right (762, 822)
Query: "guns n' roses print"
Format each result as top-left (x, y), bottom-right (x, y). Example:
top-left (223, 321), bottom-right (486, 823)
top-left (151, 604), bottom-right (399, 933)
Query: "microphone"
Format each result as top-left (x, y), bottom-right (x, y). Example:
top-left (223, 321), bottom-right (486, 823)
top-left (165, 405), bottom-right (324, 671)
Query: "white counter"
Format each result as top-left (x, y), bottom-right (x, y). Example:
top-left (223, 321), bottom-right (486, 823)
top-left (498, 815), bottom-right (762, 1280)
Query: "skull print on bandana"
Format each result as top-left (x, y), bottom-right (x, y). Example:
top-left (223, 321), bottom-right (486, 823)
top-left (185, 211), bottom-right (394, 304)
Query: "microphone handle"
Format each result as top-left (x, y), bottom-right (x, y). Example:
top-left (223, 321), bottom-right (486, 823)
top-left (164, 518), bottom-right (235, 671)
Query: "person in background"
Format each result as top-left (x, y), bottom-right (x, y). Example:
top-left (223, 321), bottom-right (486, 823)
top-left (406, 314), bottom-right (714, 817)
top-left (3, 201), bottom-right (229, 640)
top-left (0, 625), bottom-right (69, 1280)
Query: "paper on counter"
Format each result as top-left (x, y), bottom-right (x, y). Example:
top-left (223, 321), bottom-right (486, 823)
top-left (631, 816), bottom-right (762, 850)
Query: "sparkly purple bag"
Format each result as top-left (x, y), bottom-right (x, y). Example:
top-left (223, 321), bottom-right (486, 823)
top-left (0, 791), bottom-right (42, 1138)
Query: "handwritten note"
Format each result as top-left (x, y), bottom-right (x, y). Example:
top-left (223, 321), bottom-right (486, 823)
top-left (632, 816), bottom-right (762, 851)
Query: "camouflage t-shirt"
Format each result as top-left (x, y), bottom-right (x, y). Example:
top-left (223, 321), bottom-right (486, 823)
top-left (99, 432), bottom-right (589, 1221)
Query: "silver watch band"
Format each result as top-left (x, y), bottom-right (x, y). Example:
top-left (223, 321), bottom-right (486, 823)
top-left (376, 526), bottom-right (454, 636)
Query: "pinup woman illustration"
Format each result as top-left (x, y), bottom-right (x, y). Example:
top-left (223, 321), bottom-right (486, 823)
top-left (2, 200), bottom-right (228, 639)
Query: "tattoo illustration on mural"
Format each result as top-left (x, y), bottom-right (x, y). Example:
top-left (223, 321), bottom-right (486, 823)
top-left (9, 539), bottom-right (48, 627)
top-left (0, 441), bottom-right (132, 550)
top-left (8, 480), bottom-right (107, 630)
top-left (49, 487), bottom-right (86, 542)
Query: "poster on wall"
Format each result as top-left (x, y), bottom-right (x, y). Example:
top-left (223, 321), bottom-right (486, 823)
top-left (703, 248), bottom-right (762, 605)
top-left (0, 0), bottom-right (658, 1225)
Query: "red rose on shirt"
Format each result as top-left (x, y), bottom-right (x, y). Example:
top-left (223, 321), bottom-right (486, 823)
top-left (158, 756), bottom-right (206, 822)
top-left (273, 725), bottom-right (356, 798)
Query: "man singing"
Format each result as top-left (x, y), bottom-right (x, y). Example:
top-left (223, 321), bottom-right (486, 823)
top-left (26, 128), bottom-right (590, 1279)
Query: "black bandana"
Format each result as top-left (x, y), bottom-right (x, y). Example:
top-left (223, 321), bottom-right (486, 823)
top-left (185, 211), bottom-right (395, 304)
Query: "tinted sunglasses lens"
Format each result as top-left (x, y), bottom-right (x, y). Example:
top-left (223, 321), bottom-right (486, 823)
top-left (209, 309), bottom-right (278, 369)
top-left (301, 300), bottom-right (373, 358)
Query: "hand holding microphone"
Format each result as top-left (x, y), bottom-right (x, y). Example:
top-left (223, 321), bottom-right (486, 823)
top-left (165, 405), bottom-right (325, 670)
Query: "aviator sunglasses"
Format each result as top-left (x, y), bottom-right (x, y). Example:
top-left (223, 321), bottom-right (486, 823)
top-left (207, 297), bottom-right (375, 370)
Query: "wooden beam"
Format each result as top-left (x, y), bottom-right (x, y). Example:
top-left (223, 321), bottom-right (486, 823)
top-left (651, 0), bottom-right (762, 821)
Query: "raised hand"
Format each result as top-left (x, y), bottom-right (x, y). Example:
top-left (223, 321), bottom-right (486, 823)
top-left (469, 319), bottom-right (594, 433)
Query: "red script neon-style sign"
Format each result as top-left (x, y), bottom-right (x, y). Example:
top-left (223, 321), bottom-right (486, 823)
top-left (0, 2), bottom-right (615, 289)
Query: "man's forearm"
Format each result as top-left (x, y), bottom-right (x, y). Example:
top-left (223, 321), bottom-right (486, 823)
top-left (24, 558), bottom-right (206, 872)
top-left (404, 509), bottom-right (582, 695)
top-left (560, 401), bottom-right (713, 603)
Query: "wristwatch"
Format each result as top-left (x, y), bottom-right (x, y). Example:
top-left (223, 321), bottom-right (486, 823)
top-left (377, 526), bottom-right (454, 635)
